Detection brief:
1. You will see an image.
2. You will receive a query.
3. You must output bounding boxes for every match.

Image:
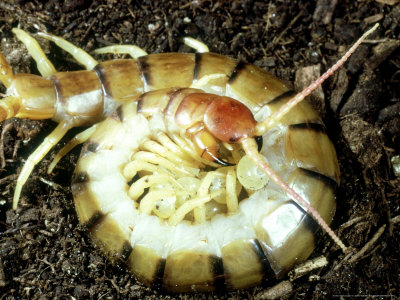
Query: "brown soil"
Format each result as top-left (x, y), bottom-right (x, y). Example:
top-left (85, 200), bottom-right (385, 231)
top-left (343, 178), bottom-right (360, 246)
top-left (0, 1), bottom-right (399, 299)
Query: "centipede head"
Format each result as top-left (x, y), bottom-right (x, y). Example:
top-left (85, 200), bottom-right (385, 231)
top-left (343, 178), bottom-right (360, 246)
top-left (204, 96), bottom-right (257, 143)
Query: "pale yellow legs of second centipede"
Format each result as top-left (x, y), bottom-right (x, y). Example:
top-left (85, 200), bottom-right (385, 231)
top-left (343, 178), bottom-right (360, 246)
top-left (10, 29), bottom-right (151, 207)
top-left (9, 29), bottom-right (102, 209)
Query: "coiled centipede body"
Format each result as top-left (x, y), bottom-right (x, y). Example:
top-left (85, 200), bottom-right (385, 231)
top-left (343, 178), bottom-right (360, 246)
top-left (0, 25), bottom-right (378, 292)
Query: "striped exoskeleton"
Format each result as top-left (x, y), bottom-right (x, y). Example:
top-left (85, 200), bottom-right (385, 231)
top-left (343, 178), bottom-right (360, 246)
top-left (0, 25), bottom-right (378, 292)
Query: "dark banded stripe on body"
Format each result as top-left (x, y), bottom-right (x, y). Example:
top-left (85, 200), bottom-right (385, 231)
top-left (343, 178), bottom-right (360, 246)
top-left (138, 53), bottom-right (196, 91)
top-left (192, 53), bottom-right (238, 96)
top-left (289, 200), bottom-right (320, 234)
top-left (253, 238), bottom-right (275, 278)
top-left (222, 238), bottom-right (273, 290)
top-left (289, 122), bottom-right (326, 133)
top-left (227, 61), bottom-right (247, 84)
top-left (267, 90), bottom-right (296, 105)
top-left (286, 166), bottom-right (338, 238)
top-left (193, 52), bottom-right (202, 80)
top-left (138, 56), bottom-right (151, 88)
top-left (137, 88), bottom-right (184, 115)
top-left (89, 214), bottom-right (132, 263)
top-left (286, 123), bottom-right (340, 182)
top-left (210, 255), bottom-right (225, 291)
top-left (72, 171), bottom-right (132, 262)
top-left (95, 59), bottom-right (144, 104)
top-left (83, 211), bottom-right (104, 231)
top-left (298, 167), bottom-right (338, 189)
top-left (163, 251), bottom-right (224, 292)
top-left (51, 70), bottom-right (104, 125)
top-left (128, 245), bottom-right (166, 288)
top-left (193, 53), bottom-right (238, 81)
top-left (112, 105), bottom-right (124, 122)
top-left (71, 170), bottom-right (102, 227)
top-left (227, 60), bottom-right (291, 110)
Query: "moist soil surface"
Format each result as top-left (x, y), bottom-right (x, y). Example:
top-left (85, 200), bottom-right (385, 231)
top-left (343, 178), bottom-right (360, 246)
top-left (0, 1), bottom-right (399, 299)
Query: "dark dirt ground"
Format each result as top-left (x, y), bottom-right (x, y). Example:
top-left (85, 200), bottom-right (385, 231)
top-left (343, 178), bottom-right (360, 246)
top-left (0, 0), bottom-right (399, 299)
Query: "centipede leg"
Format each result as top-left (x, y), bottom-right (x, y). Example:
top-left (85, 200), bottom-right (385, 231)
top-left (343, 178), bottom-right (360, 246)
top-left (128, 174), bottom-right (182, 200)
top-left (47, 124), bottom-right (99, 174)
top-left (132, 151), bottom-right (197, 177)
top-left (141, 140), bottom-right (200, 167)
top-left (0, 96), bottom-right (19, 122)
top-left (12, 28), bottom-right (56, 77)
top-left (183, 37), bottom-right (209, 53)
top-left (0, 53), bottom-right (14, 88)
top-left (123, 160), bottom-right (168, 179)
top-left (37, 32), bottom-right (98, 70)
top-left (225, 168), bottom-right (239, 212)
top-left (13, 121), bottom-right (72, 209)
top-left (93, 45), bottom-right (148, 58)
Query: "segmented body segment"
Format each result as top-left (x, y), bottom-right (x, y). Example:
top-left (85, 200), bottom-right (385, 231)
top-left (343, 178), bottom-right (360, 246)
top-left (0, 26), bottom-right (378, 292)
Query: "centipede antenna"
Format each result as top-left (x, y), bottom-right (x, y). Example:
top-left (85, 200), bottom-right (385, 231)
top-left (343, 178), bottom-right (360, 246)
top-left (241, 137), bottom-right (348, 252)
top-left (255, 23), bottom-right (379, 136)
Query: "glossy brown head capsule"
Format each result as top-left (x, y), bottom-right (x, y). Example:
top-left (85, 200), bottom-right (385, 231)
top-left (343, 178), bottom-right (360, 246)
top-left (204, 95), bottom-right (256, 143)
top-left (176, 92), bottom-right (257, 165)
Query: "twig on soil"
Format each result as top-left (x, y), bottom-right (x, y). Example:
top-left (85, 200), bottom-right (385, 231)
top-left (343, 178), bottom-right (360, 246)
top-left (256, 281), bottom-right (293, 300)
top-left (272, 10), bottom-right (303, 46)
top-left (0, 225), bottom-right (32, 237)
top-left (289, 256), bottom-right (328, 281)
top-left (12, 139), bottom-right (20, 161)
top-left (0, 174), bottom-right (17, 185)
top-left (39, 258), bottom-right (56, 273)
top-left (0, 122), bottom-right (13, 169)
top-left (39, 177), bottom-right (62, 190)
top-left (257, 256), bottom-right (330, 299)
top-left (333, 214), bottom-right (399, 270)
top-left (347, 224), bottom-right (386, 264)
top-left (110, 276), bottom-right (120, 299)
top-left (339, 216), bottom-right (366, 230)
top-left (0, 259), bottom-right (6, 287)
top-left (391, 214), bottom-right (400, 224)
top-left (380, 188), bottom-right (393, 236)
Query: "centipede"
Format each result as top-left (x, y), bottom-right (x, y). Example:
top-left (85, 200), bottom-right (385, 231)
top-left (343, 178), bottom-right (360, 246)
top-left (0, 24), bottom-right (378, 292)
